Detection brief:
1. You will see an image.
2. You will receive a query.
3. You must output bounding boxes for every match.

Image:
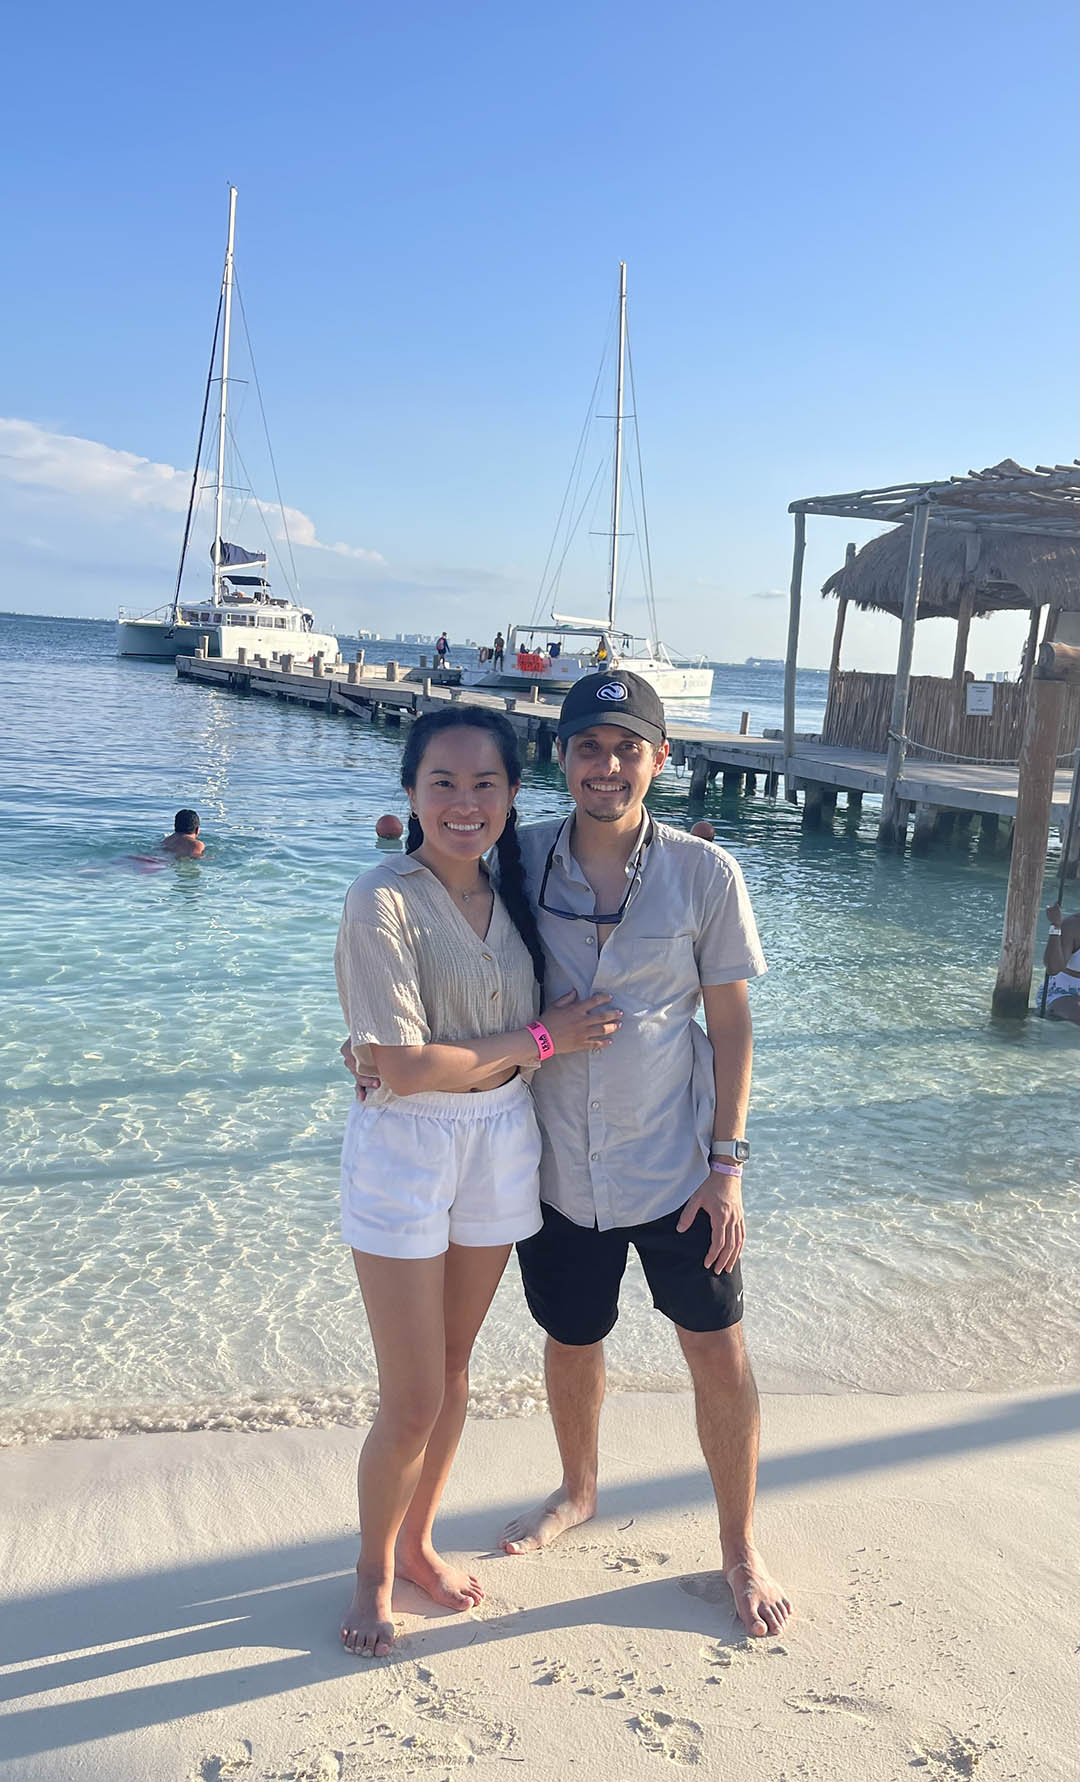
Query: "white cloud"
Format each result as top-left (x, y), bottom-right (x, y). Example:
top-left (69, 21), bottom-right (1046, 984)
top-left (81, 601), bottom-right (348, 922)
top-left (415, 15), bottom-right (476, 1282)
top-left (0, 418), bottom-right (384, 563)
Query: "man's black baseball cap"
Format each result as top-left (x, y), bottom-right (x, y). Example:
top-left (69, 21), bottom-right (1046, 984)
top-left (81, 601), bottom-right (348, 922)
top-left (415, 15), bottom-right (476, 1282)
top-left (557, 670), bottom-right (667, 746)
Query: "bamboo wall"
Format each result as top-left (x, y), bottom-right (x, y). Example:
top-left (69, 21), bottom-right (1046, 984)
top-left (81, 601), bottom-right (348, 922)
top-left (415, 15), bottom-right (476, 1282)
top-left (822, 672), bottom-right (1080, 759)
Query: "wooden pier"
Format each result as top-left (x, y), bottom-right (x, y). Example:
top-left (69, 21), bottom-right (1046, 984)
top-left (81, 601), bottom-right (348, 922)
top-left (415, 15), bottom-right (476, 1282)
top-left (175, 652), bottom-right (1077, 851)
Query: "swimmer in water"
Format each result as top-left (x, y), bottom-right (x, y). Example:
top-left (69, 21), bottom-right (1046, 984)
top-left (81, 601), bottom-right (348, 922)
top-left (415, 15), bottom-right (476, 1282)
top-left (162, 809), bottom-right (205, 858)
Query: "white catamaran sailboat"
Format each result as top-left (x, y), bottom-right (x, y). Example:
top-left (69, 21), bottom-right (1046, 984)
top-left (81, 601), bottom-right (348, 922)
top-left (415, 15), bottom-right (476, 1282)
top-left (117, 188), bottom-right (339, 663)
top-left (463, 263), bottom-right (712, 700)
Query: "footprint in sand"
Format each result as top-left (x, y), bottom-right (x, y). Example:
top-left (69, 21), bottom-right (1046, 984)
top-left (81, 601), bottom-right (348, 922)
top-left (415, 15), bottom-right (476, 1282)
top-left (188, 1743), bottom-right (253, 1781)
top-left (353, 1660), bottom-right (518, 1769)
top-left (700, 1637), bottom-right (788, 1675)
top-left (264, 1753), bottom-right (342, 1782)
top-left (786, 1691), bottom-right (888, 1728)
top-left (603, 1549), bottom-right (670, 1572)
top-left (627, 1709), bottom-right (704, 1765)
top-left (910, 1732), bottom-right (995, 1778)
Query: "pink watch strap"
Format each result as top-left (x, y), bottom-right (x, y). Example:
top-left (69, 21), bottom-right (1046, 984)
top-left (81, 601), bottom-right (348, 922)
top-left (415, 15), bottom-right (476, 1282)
top-left (527, 1020), bottom-right (555, 1061)
top-left (710, 1161), bottom-right (743, 1177)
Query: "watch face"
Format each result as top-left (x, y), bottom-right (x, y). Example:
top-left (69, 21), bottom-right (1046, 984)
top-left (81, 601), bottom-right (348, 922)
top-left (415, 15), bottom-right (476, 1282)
top-left (734, 1140), bottom-right (750, 1162)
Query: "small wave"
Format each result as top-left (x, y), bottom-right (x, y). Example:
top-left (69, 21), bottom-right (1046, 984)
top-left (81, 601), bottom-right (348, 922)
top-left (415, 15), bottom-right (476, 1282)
top-left (0, 1372), bottom-right (693, 1450)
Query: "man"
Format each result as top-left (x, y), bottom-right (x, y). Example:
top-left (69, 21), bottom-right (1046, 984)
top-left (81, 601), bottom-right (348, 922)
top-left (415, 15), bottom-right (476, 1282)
top-left (492, 631), bottom-right (505, 673)
top-left (343, 672), bottom-right (789, 1637)
top-left (162, 809), bottom-right (205, 857)
top-left (499, 672), bottom-right (788, 1637)
top-left (435, 631), bottom-right (450, 667)
top-left (1044, 902), bottom-right (1080, 1022)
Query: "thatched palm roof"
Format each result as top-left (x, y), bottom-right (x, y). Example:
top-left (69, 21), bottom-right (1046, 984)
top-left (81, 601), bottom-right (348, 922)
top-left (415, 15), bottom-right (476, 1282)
top-left (822, 524), bottom-right (1080, 621)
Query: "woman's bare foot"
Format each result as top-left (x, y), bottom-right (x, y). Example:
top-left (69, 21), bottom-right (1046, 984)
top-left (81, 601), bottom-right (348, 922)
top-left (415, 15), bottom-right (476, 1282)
top-left (724, 1550), bottom-right (792, 1637)
top-left (341, 1570), bottom-right (395, 1657)
top-left (499, 1485), bottom-right (596, 1554)
top-left (395, 1540), bottom-right (484, 1609)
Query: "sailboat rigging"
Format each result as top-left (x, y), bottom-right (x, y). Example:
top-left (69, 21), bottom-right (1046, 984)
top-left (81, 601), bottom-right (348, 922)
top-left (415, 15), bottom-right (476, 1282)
top-left (464, 263), bottom-right (712, 699)
top-left (117, 187), bottom-right (339, 664)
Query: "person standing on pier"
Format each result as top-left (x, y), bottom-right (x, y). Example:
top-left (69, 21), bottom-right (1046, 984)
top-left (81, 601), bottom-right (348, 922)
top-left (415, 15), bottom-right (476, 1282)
top-left (435, 630), bottom-right (450, 667)
top-left (334, 706), bottom-right (619, 1658)
top-left (492, 631), bottom-right (505, 673)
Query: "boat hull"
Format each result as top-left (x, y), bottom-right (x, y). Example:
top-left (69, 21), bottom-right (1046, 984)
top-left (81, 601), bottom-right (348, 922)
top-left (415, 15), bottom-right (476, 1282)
top-left (463, 660), bottom-right (713, 699)
top-left (117, 619), bottom-right (340, 663)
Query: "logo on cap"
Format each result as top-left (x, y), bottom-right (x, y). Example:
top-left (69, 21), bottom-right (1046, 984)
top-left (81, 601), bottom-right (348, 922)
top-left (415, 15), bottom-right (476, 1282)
top-left (596, 681), bottom-right (628, 701)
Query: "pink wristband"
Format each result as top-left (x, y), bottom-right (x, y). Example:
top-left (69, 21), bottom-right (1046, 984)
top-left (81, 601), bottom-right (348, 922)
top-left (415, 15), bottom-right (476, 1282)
top-left (710, 1161), bottom-right (743, 1178)
top-left (527, 1020), bottom-right (555, 1062)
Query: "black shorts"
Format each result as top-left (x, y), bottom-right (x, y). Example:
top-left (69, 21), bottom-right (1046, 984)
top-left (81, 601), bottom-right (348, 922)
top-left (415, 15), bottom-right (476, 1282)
top-left (516, 1201), bottom-right (744, 1346)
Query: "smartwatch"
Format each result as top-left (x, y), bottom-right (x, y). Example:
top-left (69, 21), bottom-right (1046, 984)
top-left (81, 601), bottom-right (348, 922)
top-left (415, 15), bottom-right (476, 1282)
top-left (710, 1140), bottom-right (750, 1163)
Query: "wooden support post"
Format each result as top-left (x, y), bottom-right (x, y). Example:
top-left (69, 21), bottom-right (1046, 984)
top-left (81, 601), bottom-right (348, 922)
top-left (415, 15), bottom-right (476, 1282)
top-left (422, 676), bottom-right (432, 698)
top-left (783, 509), bottom-right (806, 798)
top-left (1019, 603), bottom-right (1042, 684)
top-left (826, 542), bottom-right (855, 708)
top-left (801, 783), bottom-right (825, 830)
top-left (529, 683), bottom-right (540, 703)
top-left (312, 654), bottom-right (324, 678)
top-left (386, 660), bottom-right (398, 683)
top-left (281, 653), bottom-right (293, 672)
top-left (355, 649), bottom-right (365, 669)
top-left (670, 740), bottom-right (687, 769)
top-left (846, 789), bottom-right (863, 817)
top-left (744, 771), bottom-right (757, 795)
top-left (504, 697), bottom-right (519, 714)
top-left (236, 647), bottom-right (247, 665)
top-left (911, 803), bottom-right (937, 853)
top-left (449, 688), bottom-right (463, 703)
top-left (739, 710), bottom-right (750, 735)
top-left (764, 770), bottom-right (779, 798)
top-left (689, 756), bottom-right (709, 802)
top-left (992, 676), bottom-right (1067, 1015)
top-left (347, 660), bottom-right (359, 684)
top-left (721, 769), bottom-right (743, 795)
top-left (951, 592), bottom-right (974, 684)
top-left (418, 653), bottom-right (427, 668)
top-left (535, 725), bottom-right (554, 763)
top-left (978, 812), bottom-right (1000, 850)
top-left (878, 498), bottom-right (931, 847)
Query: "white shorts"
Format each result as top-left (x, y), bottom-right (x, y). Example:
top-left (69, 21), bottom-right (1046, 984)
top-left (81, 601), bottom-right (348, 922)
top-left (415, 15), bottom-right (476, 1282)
top-left (340, 1074), bottom-right (543, 1259)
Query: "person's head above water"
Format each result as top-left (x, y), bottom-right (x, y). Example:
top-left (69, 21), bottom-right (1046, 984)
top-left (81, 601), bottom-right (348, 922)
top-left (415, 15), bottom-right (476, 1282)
top-left (163, 808), bottom-right (205, 855)
top-left (555, 672), bottom-right (669, 829)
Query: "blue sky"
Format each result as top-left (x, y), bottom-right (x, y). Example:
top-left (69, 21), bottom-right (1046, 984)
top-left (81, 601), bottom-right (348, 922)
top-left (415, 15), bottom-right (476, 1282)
top-left (1, 0), bottom-right (1076, 672)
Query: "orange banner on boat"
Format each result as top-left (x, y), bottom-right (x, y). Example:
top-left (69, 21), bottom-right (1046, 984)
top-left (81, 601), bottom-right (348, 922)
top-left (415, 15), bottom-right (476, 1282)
top-left (516, 651), bottom-right (545, 674)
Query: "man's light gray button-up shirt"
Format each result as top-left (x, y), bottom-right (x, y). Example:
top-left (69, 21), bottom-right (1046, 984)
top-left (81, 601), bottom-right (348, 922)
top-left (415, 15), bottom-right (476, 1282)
top-left (516, 816), bottom-right (766, 1231)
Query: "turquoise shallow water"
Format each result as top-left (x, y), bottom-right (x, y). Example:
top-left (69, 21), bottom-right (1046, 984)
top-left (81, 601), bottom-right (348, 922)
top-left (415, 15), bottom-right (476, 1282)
top-left (2, 612), bottom-right (1077, 1444)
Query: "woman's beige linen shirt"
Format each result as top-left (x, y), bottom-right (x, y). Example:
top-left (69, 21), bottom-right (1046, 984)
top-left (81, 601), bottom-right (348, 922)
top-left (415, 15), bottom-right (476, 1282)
top-left (335, 854), bottom-right (540, 1100)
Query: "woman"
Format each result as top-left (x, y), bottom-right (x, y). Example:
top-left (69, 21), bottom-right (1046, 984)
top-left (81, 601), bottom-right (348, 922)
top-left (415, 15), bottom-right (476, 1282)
top-left (334, 707), bottom-right (619, 1657)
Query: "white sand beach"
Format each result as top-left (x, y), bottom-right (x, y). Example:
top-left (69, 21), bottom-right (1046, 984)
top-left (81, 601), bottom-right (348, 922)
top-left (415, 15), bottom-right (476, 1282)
top-left (0, 1388), bottom-right (1076, 1782)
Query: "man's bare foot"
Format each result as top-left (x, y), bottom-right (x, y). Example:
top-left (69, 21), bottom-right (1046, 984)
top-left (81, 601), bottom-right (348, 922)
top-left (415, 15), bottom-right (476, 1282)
top-left (341, 1571), bottom-right (395, 1657)
top-left (499, 1486), bottom-right (596, 1554)
top-left (395, 1540), bottom-right (484, 1610)
top-left (724, 1550), bottom-right (792, 1637)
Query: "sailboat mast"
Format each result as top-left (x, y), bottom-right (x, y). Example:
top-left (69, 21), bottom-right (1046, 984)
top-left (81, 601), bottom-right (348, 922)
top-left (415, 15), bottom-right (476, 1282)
top-left (606, 261), bottom-right (627, 633)
top-left (212, 185), bottom-right (238, 598)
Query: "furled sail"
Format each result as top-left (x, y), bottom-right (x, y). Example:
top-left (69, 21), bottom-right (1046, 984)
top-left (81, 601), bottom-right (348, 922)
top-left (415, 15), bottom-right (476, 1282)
top-left (213, 540), bottom-right (269, 569)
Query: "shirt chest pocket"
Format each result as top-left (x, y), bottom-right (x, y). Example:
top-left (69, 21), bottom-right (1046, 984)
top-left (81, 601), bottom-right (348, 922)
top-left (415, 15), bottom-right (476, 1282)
top-left (602, 935), bottom-right (699, 1017)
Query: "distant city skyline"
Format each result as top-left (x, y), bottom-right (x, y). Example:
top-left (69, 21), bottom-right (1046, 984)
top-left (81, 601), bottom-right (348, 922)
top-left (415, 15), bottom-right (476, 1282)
top-left (1, 1), bottom-right (1075, 679)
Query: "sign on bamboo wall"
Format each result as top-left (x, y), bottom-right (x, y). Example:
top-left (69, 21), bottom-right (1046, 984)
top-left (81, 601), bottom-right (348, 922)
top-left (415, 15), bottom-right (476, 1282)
top-left (822, 672), bottom-right (1080, 760)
